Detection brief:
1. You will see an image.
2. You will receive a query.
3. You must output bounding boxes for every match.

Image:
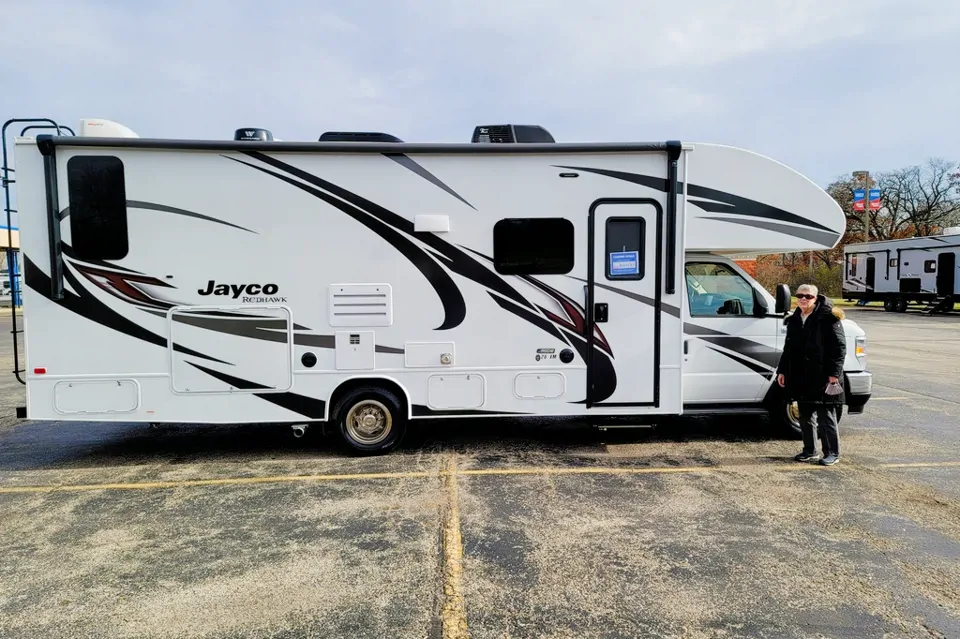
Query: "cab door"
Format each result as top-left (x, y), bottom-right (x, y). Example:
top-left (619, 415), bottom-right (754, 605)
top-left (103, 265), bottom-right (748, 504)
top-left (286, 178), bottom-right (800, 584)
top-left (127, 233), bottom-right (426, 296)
top-left (682, 259), bottom-right (779, 404)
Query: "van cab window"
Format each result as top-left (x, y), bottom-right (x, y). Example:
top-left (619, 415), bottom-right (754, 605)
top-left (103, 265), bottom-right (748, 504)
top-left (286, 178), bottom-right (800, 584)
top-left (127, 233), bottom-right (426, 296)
top-left (685, 262), bottom-right (755, 317)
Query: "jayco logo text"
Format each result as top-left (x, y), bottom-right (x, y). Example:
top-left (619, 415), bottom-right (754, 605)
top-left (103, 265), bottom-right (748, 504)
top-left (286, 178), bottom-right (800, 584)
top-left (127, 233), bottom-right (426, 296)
top-left (197, 280), bottom-right (286, 303)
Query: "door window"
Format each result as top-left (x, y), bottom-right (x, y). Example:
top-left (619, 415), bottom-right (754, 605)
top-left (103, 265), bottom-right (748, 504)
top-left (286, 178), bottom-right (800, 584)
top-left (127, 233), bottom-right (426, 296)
top-left (605, 217), bottom-right (645, 280)
top-left (685, 262), bottom-right (755, 317)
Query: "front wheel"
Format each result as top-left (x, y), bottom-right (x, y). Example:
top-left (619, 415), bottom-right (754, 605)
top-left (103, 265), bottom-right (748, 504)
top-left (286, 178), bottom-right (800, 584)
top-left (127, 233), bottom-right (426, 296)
top-left (332, 387), bottom-right (407, 455)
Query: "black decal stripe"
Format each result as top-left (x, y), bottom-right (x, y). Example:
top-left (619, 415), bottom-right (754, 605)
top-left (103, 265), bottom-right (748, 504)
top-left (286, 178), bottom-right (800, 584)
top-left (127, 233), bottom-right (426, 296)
top-left (564, 331), bottom-right (618, 404)
top-left (686, 184), bottom-right (835, 233)
top-left (173, 314), bottom-right (289, 343)
top-left (165, 314), bottom-right (406, 354)
top-left (559, 165), bottom-right (836, 234)
top-left (127, 201), bottom-right (257, 234)
top-left (242, 151), bottom-right (535, 312)
top-left (412, 405), bottom-right (526, 417)
top-left (384, 153), bottom-right (476, 210)
top-left (227, 156), bottom-right (466, 330)
top-left (704, 344), bottom-right (774, 377)
top-left (685, 324), bottom-right (780, 369)
top-left (293, 333), bottom-right (404, 354)
top-left (489, 292), bottom-right (569, 345)
top-left (60, 201), bottom-right (256, 234)
top-left (557, 165), bottom-right (669, 193)
top-left (573, 277), bottom-right (682, 319)
top-left (701, 216), bottom-right (838, 246)
top-left (25, 257), bottom-right (229, 365)
top-left (188, 363), bottom-right (326, 419)
top-left (572, 275), bottom-right (780, 371)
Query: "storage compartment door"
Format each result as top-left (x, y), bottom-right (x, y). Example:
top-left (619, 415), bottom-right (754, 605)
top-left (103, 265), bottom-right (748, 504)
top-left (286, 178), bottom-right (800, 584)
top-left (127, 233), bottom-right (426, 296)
top-left (169, 306), bottom-right (293, 393)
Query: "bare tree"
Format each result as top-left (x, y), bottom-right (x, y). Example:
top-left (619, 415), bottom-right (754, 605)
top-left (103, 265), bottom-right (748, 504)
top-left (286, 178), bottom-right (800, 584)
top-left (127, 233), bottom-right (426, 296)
top-left (876, 158), bottom-right (960, 238)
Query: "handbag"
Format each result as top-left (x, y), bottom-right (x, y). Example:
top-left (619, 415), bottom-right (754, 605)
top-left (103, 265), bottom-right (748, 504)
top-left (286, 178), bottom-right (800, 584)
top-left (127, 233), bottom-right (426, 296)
top-left (824, 380), bottom-right (843, 396)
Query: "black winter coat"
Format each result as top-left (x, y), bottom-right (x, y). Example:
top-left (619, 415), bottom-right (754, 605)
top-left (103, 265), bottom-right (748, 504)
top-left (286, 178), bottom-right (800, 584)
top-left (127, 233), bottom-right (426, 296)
top-left (776, 295), bottom-right (847, 406)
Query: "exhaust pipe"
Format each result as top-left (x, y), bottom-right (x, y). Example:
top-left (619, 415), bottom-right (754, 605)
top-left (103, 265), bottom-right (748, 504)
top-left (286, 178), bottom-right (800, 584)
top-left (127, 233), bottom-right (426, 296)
top-left (291, 424), bottom-right (309, 439)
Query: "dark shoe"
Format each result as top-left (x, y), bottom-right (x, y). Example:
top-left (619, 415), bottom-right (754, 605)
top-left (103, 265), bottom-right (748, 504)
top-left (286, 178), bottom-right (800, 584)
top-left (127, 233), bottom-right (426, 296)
top-left (819, 455), bottom-right (839, 466)
top-left (794, 452), bottom-right (820, 462)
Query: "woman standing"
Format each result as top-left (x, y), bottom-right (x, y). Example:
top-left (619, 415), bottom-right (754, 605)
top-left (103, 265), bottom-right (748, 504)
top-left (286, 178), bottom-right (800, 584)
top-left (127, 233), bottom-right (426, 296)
top-left (776, 284), bottom-right (847, 466)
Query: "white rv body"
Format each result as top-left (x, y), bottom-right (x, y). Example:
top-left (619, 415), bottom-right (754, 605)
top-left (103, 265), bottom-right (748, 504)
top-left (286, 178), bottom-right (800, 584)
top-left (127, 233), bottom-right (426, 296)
top-left (12, 122), bottom-right (872, 451)
top-left (843, 230), bottom-right (960, 312)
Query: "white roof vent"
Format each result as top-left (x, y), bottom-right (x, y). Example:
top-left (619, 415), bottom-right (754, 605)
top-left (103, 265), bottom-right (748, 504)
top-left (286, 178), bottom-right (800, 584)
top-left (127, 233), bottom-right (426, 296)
top-left (942, 226), bottom-right (960, 236)
top-left (78, 119), bottom-right (139, 138)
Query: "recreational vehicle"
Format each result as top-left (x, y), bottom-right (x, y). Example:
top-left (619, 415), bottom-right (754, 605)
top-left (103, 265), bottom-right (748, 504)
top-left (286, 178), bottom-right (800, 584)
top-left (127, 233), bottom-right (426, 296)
top-left (843, 229), bottom-right (960, 313)
top-left (7, 118), bottom-right (873, 454)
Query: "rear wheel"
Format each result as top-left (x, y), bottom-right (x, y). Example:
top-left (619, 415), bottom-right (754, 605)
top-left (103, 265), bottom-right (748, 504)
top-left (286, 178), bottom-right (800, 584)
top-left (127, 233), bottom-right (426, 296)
top-left (894, 297), bottom-right (908, 313)
top-left (883, 298), bottom-right (895, 312)
top-left (332, 386), bottom-right (407, 455)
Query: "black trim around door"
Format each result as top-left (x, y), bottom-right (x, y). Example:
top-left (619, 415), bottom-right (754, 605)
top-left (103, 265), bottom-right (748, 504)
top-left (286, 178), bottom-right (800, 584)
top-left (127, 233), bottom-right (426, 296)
top-left (586, 197), bottom-right (664, 408)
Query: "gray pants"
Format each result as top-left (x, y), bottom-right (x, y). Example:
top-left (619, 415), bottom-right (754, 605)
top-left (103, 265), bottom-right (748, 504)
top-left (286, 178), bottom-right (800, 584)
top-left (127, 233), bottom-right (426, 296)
top-left (798, 404), bottom-right (840, 458)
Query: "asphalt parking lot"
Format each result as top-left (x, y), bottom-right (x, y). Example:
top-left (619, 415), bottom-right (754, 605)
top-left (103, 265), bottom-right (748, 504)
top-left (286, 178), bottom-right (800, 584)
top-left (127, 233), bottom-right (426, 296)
top-left (0, 308), bottom-right (958, 639)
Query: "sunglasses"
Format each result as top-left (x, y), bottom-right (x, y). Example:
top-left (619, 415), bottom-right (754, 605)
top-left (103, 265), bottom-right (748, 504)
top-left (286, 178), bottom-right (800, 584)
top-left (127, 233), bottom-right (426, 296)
top-left (796, 294), bottom-right (816, 300)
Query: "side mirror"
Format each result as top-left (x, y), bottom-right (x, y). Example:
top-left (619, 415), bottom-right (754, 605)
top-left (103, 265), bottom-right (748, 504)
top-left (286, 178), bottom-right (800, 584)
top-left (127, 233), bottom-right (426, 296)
top-left (775, 284), bottom-right (791, 314)
top-left (753, 289), bottom-right (769, 317)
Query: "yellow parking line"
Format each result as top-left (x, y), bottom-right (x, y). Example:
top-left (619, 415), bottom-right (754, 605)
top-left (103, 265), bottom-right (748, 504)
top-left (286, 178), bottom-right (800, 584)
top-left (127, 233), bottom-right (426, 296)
top-left (457, 464), bottom-right (824, 477)
top-left (440, 456), bottom-right (469, 639)
top-left (7, 458), bottom-right (960, 496)
top-left (878, 461), bottom-right (960, 469)
top-left (0, 470), bottom-right (433, 494)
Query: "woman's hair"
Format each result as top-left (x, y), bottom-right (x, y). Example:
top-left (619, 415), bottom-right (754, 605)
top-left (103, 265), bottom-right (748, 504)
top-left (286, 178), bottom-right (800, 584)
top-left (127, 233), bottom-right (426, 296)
top-left (797, 284), bottom-right (819, 296)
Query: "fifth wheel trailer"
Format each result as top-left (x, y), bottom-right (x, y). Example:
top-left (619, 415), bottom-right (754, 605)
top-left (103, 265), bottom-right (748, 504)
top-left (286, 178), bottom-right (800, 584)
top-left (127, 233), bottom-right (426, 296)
top-left (9, 118), bottom-right (873, 453)
top-left (843, 229), bottom-right (960, 313)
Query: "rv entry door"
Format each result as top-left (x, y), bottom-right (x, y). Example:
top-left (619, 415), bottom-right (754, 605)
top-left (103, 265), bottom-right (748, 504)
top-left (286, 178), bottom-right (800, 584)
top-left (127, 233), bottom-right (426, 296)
top-left (586, 199), bottom-right (663, 407)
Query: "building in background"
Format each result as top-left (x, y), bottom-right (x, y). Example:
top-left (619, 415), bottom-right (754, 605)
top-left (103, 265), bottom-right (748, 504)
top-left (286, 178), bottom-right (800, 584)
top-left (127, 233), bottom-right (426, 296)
top-left (0, 225), bottom-right (21, 306)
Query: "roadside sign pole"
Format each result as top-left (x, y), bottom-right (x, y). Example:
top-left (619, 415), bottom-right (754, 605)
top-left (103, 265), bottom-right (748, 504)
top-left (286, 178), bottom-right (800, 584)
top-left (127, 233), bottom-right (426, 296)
top-left (854, 171), bottom-right (871, 242)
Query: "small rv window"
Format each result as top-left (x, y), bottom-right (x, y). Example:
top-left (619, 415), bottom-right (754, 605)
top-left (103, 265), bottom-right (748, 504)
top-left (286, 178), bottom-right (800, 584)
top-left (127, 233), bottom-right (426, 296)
top-left (67, 156), bottom-right (129, 260)
top-left (925, 260), bottom-right (937, 273)
top-left (493, 218), bottom-right (574, 275)
top-left (850, 256), bottom-right (857, 276)
top-left (605, 218), bottom-right (645, 280)
top-left (889, 258), bottom-right (898, 268)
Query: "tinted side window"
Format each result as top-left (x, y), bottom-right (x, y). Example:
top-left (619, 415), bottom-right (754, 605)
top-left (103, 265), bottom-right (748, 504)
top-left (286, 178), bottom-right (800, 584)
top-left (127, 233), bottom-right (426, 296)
top-left (67, 156), bottom-right (129, 260)
top-left (925, 260), bottom-right (937, 273)
top-left (493, 218), bottom-right (574, 275)
top-left (605, 218), bottom-right (645, 280)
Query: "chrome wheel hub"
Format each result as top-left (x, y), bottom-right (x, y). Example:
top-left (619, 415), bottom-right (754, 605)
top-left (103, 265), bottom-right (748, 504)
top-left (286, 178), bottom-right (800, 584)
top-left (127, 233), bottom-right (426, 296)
top-left (345, 400), bottom-right (392, 444)
top-left (786, 401), bottom-right (801, 428)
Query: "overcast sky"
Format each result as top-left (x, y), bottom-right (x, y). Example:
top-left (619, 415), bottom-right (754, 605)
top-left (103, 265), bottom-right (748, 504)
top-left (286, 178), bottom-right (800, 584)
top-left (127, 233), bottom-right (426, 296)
top-left (1, 0), bottom-right (958, 187)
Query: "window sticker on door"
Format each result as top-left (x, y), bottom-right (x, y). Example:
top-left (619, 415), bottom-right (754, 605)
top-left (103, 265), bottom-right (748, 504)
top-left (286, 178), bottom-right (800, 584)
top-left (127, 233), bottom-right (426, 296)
top-left (609, 251), bottom-right (640, 276)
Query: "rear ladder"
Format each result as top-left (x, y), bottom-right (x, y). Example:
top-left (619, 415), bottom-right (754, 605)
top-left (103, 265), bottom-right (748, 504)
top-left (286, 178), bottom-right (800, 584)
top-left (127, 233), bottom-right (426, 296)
top-left (1, 118), bottom-right (75, 391)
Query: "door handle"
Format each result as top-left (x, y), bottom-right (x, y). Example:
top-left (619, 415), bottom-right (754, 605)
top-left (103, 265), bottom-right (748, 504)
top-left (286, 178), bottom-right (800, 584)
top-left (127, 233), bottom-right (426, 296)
top-left (594, 302), bottom-right (608, 323)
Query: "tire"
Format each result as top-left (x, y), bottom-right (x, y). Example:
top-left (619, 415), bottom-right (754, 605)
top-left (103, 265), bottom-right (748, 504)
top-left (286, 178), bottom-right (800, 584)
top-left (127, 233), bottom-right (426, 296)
top-left (883, 299), bottom-right (894, 312)
top-left (331, 386), bottom-right (407, 455)
top-left (894, 297), bottom-right (908, 313)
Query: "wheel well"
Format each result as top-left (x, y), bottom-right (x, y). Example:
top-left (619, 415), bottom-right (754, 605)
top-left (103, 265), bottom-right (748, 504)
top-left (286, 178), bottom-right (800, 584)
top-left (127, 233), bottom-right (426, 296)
top-left (328, 377), bottom-right (411, 421)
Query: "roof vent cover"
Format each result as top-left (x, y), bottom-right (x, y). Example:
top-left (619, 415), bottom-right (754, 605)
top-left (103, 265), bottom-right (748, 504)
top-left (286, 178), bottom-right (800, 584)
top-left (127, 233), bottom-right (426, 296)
top-left (234, 128), bottom-right (273, 141)
top-left (471, 124), bottom-right (555, 144)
